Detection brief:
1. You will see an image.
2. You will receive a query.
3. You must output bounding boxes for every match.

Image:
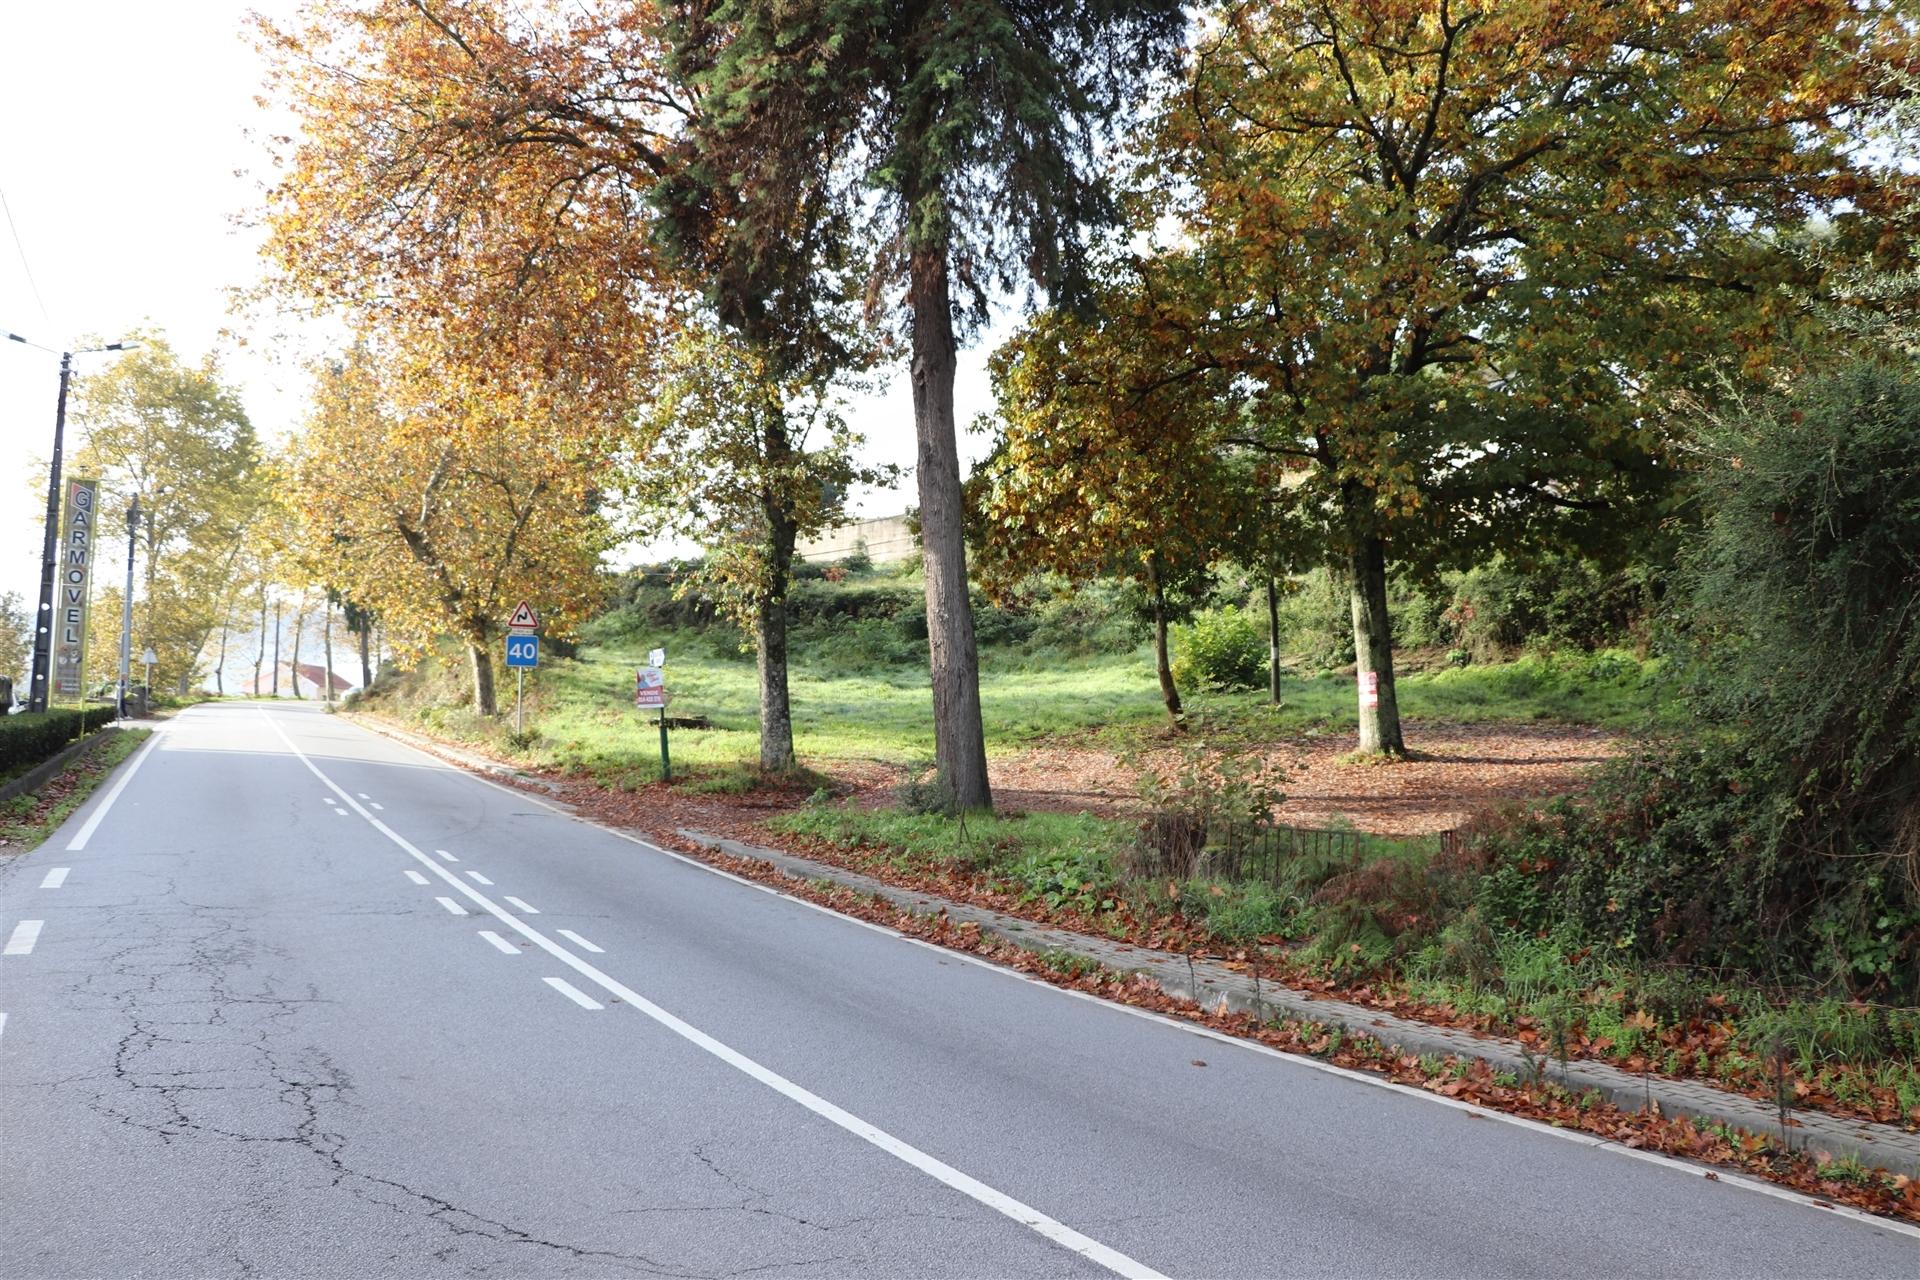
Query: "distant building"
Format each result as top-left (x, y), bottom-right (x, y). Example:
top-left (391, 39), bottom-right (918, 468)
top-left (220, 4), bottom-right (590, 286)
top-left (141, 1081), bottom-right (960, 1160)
top-left (794, 513), bottom-right (916, 565)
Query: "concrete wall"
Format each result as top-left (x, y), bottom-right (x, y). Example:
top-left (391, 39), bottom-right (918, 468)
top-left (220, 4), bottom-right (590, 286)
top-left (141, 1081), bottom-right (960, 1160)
top-left (794, 514), bottom-right (917, 565)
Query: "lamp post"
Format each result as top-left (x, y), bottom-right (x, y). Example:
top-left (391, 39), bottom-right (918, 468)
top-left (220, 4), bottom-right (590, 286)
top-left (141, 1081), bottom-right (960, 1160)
top-left (6, 332), bottom-right (141, 713)
top-left (118, 494), bottom-right (139, 720)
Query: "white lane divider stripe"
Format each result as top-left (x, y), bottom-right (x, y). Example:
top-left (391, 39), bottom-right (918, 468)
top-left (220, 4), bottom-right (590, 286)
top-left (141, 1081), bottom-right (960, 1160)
top-left (466, 871), bottom-right (493, 886)
top-left (479, 930), bottom-right (519, 955)
top-left (39, 868), bottom-right (69, 889)
top-left (66, 729), bottom-right (164, 851)
top-left (435, 849), bottom-right (459, 863)
top-left (404, 870), bottom-right (430, 886)
top-left (503, 896), bottom-right (539, 914)
top-left (259, 708), bottom-right (1165, 1280)
top-left (434, 897), bottom-right (468, 917)
top-left (356, 793), bottom-right (370, 799)
top-left (5, 921), bottom-right (44, 955)
top-left (557, 929), bottom-right (603, 954)
top-left (544, 977), bottom-right (603, 1010)
top-left (370, 803), bottom-right (384, 810)
top-left (0, 1012), bottom-right (8, 1040)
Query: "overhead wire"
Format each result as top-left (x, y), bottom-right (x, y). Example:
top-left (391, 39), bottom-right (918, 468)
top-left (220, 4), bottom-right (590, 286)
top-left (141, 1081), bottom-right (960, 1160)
top-left (0, 183), bottom-right (52, 330)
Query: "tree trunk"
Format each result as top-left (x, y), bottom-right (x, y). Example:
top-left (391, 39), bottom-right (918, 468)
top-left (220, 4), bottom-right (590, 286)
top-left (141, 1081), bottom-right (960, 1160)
top-left (907, 238), bottom-right (991, 811)
top-left (755, 411), bottom-right (799, 773)
top-left (271, 602), bottom-right (282, 697)
top-left (358, 623), bottom-right (372, 692)
top-left (289, 604), bottom-right (307, 699)
top-left (1348, 533), bottom-right (1405, 755)
top-left (323, 600), bottom-right (335, 704)
top-left (1266, 571), bottom-right (1282, 705)
top-left (215, 601), bottom-right (231, 697)
top-left (1148, 551), bottom-right (1182, 722)
top-left (254, 590), bottom-right (267, 698)
top-left (467, 636), bottom-right (497, 716)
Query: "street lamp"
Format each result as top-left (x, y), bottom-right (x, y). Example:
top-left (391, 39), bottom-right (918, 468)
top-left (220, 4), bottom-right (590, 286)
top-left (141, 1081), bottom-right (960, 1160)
top-left (6, 332), bottom-right (142, 713)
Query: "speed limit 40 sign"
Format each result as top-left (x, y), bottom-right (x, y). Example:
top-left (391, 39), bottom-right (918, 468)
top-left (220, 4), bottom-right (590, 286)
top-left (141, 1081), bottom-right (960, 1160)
top-left (505, 632), bottom-right (539, 669)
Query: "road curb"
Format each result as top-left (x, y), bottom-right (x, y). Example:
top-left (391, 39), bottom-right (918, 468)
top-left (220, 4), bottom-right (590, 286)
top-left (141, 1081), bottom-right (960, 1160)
top-left (340, 711), bottom-right (562, 793)
top-left (675, 827), bottom-right (1920, 1178)
top-left (0, 726), bottom-right (119, 806)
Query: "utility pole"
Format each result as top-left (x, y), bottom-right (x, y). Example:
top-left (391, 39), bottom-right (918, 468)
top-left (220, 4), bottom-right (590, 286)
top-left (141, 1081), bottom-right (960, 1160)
top-left (118, 494), bottom-right (139, 719)
top-left (6, 334), bottom-right (140, 714)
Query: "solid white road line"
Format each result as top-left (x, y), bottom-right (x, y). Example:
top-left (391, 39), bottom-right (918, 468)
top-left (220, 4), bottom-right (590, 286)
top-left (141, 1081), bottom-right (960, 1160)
top-left (557, 929), bottom-right (603, 954)
top-left (5, 920), bottom-right (45, 955)
top-left (479, 930), bottom-right (519, 955)
top-left (435, 897), bottom-right (468, 917)
top-left (466, 871), bottom-right (494, 886)
top-left (341, 707), bottom-right (1920, 1249)
top-left (503, 896), bottom-right (539, 914)
top-left (404, 870), bottom-right (430, 886)
top-left (261, 709), bottom-right (1167, 1280)
top-left (65, 729), bottom-right (164, 850)
top-left (435, 849), bottom-right (459, 863)
top-left (39, 868), bottom-right (68, 889)
top-left (0, 1011), bottom-right (8, 1040)
top-left (544, 977), bottom-right (604, 1010)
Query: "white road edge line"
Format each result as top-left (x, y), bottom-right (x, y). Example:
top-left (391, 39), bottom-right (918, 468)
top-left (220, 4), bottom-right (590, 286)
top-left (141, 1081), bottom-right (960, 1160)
top-left (65, 728), bottom-right (165, 851)
top-left (261, 708), bottom-right (1166, 1280)
top-left (437, 742), bottom-right (1920, 1247)
top-left (39, 868), bottom-right (69, 889)
top-left (503, 895), bottom-right (539, 914)
top-left (479, 930), bottom-right (519, 955)
top-left (467, 871), bottom-right (494, 886)
top-left (434, 896), bottom-right (468, 917)
top-left (0, 1011), bottom-right (7, 1040)
top-left (5, 920), bottom-right (45, 955)
top-left (545, 976), bottom-right (603, 1009)
top-left (557, 929), bottom-right (603, 954)
top-left (404, 870), bottom-right (430, 886)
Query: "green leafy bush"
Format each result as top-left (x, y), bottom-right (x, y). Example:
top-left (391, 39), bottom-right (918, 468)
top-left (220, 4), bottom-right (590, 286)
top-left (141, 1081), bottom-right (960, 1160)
top-left (0, 707), bottom-right (117, 776)
top-left (1171, 607), bottom-right (1266, 690)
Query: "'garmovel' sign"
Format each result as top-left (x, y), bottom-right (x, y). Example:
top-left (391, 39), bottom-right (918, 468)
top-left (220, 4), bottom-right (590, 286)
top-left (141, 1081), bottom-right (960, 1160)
top-left (55, 477), bottom-right (99, 698)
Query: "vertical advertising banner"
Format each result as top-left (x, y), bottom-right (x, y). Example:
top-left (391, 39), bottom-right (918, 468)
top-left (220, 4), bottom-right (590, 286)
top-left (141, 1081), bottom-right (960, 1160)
top-left (54, 478), bottom-right (98, 699)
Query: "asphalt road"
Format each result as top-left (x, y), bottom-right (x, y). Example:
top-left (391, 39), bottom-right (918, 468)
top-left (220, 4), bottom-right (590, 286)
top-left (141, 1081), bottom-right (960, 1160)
top-left (2, 701), bottom-right (1916, 1279)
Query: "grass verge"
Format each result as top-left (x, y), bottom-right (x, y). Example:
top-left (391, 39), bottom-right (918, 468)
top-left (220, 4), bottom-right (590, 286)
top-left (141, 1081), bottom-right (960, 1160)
top-left (0, 729), bottom-right (150, 852)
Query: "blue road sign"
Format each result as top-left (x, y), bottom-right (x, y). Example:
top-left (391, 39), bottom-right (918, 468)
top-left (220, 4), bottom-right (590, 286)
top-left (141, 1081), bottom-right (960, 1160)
top-left (505, 633), bottom-right (539, 669)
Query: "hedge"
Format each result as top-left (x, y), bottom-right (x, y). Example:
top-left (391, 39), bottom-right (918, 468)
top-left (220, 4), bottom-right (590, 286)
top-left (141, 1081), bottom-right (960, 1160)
top-left (0, 706), bottom-right (118, 776)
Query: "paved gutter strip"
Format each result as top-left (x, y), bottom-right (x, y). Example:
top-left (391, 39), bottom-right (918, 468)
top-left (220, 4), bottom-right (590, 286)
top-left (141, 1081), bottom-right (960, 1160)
top-left (675, 829), bottom-right (1920, 1178)
top-left (335, 712), bottom-right (1920, 1178)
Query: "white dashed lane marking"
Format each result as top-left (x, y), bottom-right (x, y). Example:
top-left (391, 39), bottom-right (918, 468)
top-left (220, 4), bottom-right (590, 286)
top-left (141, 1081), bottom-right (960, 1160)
top-left (435, 849), bottom-right (459, 863)
top-left (466, 871), bottom-right (493, 886)
top-left (504, 896), bottom-right (539, 915)
top-left (404, 870), bottom-right (430, 886)
top-left (544, 977), bottom-right (602, 1010)
top-left (39, 868), bottom-right (68, 889)
top-left (435, 897), bottom-right (468, 917)
top-left (478, 931), bottom-right (519, 955)
top-left (5, 921), bottom-right (45, 955)
top-left (557, 929), bottom-right (603, 954)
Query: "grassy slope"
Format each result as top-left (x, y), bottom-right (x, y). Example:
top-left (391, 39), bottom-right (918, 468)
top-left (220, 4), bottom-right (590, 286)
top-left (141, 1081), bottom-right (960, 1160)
top-left (371, 612), bottom-right (1665, 790)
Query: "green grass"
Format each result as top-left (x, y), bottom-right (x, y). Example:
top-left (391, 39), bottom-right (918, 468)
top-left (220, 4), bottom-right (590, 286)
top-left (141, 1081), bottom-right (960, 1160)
top-left (0, 728), bottom-right (151, 851)
top-left (366, 628), bottom-right (1667, 789)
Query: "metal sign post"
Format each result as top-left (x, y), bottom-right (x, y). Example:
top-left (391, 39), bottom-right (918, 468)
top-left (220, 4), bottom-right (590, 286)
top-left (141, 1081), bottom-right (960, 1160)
top-left (504, 600), bottom-right (540, 737)
top-left (634, 662), bottom-right (668, 780)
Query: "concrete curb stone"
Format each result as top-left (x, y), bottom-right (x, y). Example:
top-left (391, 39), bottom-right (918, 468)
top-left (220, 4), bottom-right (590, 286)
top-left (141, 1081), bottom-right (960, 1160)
top-left (677, 828), bottom-right (1920, 1177)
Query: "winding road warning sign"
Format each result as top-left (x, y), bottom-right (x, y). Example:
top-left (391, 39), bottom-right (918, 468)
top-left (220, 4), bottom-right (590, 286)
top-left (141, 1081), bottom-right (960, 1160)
top-left (507, 600), bottom-right (539, 631)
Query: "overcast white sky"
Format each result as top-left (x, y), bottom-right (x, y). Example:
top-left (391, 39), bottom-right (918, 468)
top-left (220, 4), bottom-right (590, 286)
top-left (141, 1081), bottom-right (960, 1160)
top-left (0, 1), bottom-right (1002, 622)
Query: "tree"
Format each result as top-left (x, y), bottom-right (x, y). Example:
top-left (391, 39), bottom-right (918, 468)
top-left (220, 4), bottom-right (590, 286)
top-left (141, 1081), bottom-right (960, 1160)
top-left (293, 342), bottom-right (615, 716)
top-left (665, 0), bottom-right (1186, 807)
top-left (71, 334), bottom-right (269, 693)
top-left (1139, 0), bottom-right (1911, 754)
top-left (0, 592), bottom-right (32, 689)
top-left (631, 324), bottom-right (894, 769)
top-left (979, 287), bottom-right (1258, 722)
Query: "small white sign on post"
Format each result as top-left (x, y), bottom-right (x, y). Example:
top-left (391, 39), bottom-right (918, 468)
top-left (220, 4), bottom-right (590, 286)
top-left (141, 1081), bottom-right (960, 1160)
top-left (648, 647), bottom-right (666, 668)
